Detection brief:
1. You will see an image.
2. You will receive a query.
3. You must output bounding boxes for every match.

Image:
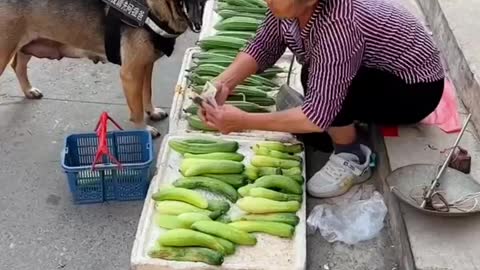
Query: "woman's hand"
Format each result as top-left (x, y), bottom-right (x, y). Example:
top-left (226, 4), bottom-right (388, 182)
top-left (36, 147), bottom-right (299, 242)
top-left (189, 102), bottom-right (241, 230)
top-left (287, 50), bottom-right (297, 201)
top-left (212, 80), bottom-right (231, 106)
top-left (210, 52), bottom-right (259, 102)
top-left (200, 102), bottom-right (248, 134)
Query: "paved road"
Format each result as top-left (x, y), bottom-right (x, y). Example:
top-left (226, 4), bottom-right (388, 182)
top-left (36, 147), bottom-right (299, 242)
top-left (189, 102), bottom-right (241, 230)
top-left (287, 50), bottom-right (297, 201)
top-left (0, 31), bottom-right (198, 270)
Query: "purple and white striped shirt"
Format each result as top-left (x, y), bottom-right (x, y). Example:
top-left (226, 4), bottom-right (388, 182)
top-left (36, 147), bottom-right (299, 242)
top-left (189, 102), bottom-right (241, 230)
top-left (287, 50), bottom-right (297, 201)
top-left (243, 0), bottom-right (445, 129)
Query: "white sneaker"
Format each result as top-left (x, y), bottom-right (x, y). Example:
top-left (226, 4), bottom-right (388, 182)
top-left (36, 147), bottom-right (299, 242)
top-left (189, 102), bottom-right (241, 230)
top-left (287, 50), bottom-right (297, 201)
top-left (307, 144), bottom-right (373, 198)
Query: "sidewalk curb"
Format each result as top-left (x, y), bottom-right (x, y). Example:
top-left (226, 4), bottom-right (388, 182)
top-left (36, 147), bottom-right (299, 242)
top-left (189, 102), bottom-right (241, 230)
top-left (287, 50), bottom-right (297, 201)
top-left (371, 126), bottom-right (416, 270)
top-left (417, 0), bottom-right (480, 137)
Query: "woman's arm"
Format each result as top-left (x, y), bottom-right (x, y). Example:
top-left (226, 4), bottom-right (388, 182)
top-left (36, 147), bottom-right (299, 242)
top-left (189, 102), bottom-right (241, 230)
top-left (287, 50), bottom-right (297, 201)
top-left (203, 19), bottom-right (365, 135)
top-left (202, 104), bottom-right (323, 134)
top-left (214, 10), bottom-right (287, 93)
top-left (300, 20), bottom-right (364, 130)
top-left (244, 107), bottom-right (323, 133)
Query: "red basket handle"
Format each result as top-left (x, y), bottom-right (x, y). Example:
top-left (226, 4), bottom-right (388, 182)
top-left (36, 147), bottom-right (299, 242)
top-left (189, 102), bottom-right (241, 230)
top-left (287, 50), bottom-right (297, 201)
top-left (92, 112), bottom-right (124, 170)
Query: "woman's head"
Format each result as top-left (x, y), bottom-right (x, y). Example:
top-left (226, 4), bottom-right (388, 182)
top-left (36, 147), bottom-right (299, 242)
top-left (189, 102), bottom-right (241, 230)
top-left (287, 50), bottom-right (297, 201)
top-left (265, 0), bottom-right (317, 19)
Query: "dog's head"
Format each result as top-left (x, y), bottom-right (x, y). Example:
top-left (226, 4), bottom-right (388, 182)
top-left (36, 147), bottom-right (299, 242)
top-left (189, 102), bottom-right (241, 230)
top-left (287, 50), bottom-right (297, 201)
top-left (148, 0), bottom-right (207, 33)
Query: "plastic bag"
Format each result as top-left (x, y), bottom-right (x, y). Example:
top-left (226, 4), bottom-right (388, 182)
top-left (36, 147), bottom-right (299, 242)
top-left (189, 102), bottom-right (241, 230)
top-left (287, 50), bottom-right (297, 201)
top-left (307, 191), bottom-right (388, 245)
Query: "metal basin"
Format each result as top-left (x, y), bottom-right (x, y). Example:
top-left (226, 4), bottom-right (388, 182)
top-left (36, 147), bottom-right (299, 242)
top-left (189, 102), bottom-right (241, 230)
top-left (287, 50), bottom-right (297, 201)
top-left (387, 163), bottom-right (480, 217)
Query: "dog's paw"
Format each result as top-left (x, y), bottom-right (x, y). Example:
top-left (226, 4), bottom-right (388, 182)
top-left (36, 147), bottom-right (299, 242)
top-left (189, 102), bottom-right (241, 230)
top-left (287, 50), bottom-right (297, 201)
top-left (25, 88), bottom-right (44, 99)
top-left (147, 125), bottom-right (161, 138)
top-left (90, 56), bottom-right (107, 64)
top-left (147, 108), bottom-right (169, 122)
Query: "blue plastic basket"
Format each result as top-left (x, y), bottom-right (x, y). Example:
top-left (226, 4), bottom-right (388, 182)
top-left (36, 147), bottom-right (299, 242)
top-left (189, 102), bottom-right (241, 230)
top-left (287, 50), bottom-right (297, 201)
top-left (61, 130), bottom-right (153, 204)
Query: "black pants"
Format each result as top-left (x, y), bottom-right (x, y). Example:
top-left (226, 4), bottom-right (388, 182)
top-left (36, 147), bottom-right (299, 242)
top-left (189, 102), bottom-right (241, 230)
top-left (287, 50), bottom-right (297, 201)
top-left (298, 65), bottom-right (445, 151)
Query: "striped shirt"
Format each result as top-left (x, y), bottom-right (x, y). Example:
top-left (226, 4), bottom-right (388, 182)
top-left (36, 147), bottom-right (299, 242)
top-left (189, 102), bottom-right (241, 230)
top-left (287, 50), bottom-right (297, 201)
top-left (242, 0), bottom-right (445, 129)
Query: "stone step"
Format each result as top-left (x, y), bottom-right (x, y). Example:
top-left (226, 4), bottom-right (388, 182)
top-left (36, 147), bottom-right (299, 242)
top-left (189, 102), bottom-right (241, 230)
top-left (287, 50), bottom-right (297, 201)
top-left (377, 102), bottom-right (480, 270)
top-left (369, 0), bottom-right (480, 268)
top-left (417, 0), bottom-right (480, 137)
top-left (375, 0), bottom-right (480, 269)
top-left (303, 1), bottom-right (480, 269)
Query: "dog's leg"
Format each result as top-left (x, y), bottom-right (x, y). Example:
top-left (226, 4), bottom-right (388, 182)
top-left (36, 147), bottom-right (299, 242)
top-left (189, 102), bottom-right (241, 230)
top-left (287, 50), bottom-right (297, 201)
top-left (120, 29), bottom-right (161, 138)
top-left (0, 48), bottom-right (16, 77)
top-left (143, 63), bottom-right (168, 121)
top-left (121, 61), bottom-right (162, 138)
top-left (121, 64), bottom-right (153, 131)
top-left (11, 52), bottom-right (43, 99)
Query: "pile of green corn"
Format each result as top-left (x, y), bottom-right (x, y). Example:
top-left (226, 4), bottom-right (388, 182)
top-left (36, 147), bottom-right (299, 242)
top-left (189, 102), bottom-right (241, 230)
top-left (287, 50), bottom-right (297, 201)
top-left (148, 138), bottom-right (304, 266)
top-left (183, 0), bottom-right (289, 131)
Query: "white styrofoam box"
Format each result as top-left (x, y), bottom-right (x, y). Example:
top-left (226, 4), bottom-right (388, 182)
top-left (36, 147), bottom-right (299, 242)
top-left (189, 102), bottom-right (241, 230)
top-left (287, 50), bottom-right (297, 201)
top-left (198, 0), bottom-right (294, 56)
top-left (168, 47), bottom-right (304, 140)
top-left (168, 47), bottom-right (199, 130)
top-left (130, 133), bottom-right (307, 270)
top-left (198, 0), bottom-right (216, 41)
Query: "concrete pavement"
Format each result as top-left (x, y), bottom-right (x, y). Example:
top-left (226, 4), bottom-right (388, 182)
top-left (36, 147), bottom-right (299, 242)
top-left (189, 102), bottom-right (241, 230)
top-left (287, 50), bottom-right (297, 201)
top-left (0, 32), bottom-right (197, 270)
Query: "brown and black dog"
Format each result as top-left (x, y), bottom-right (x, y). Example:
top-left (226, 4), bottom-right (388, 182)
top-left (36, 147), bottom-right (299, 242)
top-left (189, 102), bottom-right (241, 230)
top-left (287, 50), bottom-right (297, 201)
top-left (0, 0), bottom-right (206, 137)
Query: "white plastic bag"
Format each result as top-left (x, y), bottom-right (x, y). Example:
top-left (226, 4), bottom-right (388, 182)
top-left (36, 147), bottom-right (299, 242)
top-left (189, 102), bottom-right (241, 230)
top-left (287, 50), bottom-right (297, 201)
top-left (307, 191), bottom-right (388, 245)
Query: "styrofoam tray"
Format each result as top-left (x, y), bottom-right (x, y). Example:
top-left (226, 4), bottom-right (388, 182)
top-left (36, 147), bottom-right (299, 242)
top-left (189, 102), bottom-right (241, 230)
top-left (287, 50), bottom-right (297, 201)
top-left (168, 47), bottom-right (199, 129)
top-left (198, 0), bottom-right (294, 56)
top-left (131, 133), bottom-right (307, 270)
top-left (198, 0), bottom-right (216, 41)
top-left (168, 47), bottom-right (304, 140)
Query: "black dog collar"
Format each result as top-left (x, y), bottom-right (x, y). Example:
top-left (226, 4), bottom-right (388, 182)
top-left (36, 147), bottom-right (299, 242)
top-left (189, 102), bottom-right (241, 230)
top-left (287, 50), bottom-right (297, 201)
top-left (144, 13), bottom-right (181, 39)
